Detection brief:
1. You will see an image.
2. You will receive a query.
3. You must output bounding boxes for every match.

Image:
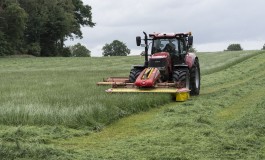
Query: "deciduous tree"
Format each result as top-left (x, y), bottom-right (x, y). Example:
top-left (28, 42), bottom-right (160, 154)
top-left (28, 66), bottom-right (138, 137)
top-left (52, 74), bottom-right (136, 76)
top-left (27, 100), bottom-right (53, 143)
top-left (0, 2), bottom-right (27, 54)
top-left (102, 40), bottom-right (130, 56)
top-left (0, 0), bottom-right (95, 56)
top-left (71, 43), bottom-right (91, 57)
top-left (226, 44), bottom-right (243, 51)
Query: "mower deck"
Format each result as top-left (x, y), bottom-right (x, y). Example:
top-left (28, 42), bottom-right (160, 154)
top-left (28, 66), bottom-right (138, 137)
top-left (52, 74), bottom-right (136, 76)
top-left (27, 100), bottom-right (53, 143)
top-left (97, 77), bottom-right (190, 102)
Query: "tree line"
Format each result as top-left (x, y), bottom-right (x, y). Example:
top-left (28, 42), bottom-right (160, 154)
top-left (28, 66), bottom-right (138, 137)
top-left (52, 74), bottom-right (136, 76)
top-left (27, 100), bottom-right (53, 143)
top-left (1, 0), bottom-right (262, 57)
top-left (226, 44), bottom-right (265, 51)
top-left (0, 0), bottom-right (95, 57)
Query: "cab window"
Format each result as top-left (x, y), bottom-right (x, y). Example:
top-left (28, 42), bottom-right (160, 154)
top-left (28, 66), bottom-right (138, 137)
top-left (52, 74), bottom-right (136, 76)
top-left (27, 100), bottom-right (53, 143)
top-left (179, 39), bottom-right (186, 54)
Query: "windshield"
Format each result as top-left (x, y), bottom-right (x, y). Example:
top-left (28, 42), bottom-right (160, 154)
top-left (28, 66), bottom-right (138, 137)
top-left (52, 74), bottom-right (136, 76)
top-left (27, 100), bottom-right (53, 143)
top-left (152, 38), bottom-right (179, 54)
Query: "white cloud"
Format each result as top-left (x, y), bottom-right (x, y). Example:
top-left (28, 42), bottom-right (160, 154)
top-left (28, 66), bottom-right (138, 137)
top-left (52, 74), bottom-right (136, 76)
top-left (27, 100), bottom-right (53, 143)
top-left (68, 0), bottom-right (265, 56)
top-left (196, 40), bottom-right (265, 52)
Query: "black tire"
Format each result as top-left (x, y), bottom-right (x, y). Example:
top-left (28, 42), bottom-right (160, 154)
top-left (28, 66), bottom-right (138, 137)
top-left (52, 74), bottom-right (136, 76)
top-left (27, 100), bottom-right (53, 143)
top-left (173, 69), bottom-right (190, 89)
top-left (190, 58), bottom-right (200, 95)
top-left (129, 68), bottom-right (142, 82)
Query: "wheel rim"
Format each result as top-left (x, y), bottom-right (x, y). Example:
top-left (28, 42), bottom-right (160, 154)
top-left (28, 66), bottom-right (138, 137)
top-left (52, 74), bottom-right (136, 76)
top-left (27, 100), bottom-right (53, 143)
top-left (186, 76), bottom-right (190, 89)
top-left (185, 71), bottom-right (190, 89)
top-left (195, 67), bottom-right (199, 88)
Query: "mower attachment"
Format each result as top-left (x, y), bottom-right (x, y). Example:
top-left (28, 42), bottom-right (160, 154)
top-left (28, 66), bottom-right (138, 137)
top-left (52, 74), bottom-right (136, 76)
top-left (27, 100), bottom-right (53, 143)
top-left (97, 77), bottom-right (190, 102)
top-left (106, 87), bottom-right (190, 102)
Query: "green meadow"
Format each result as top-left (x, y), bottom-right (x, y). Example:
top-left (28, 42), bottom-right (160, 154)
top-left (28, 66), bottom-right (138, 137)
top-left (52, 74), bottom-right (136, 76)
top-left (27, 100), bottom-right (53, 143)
top-left (0, 50), bottom-right (264, 159)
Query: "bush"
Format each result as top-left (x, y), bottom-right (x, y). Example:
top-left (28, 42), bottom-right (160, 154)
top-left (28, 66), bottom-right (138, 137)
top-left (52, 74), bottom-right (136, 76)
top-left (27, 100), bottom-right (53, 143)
top-left (27, 43), bottom-right (41, 56)
top-left (61, 47), bottom-right (72, 57)
top-left (0, 32), bottom-right (14, 56)
top-left (70, 43), bottom-right (91, 57)
top-left (226, 44), bottom-right (243, 51)
top-left (189, 47), bottom-right (197, 52)
top-left (262, 44), bottom-right (265, 50)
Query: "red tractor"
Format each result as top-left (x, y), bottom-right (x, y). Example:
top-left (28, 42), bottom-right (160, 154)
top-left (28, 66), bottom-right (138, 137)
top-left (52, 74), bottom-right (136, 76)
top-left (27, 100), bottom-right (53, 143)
top-left (129, 32), bottom-right (200, 95)
top-left (97, 31), bottom-right (200, 101)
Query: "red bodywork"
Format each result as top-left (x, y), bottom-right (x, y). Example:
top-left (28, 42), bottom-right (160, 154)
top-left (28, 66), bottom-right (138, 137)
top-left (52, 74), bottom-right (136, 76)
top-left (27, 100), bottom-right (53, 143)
top-left (134, 52), bottom-right (172, 87)
top-left (185, 52), bottom-right (196, 69)
top-left (149, 52), bottom-right (172, 73)
top-left (135, 68), bottom-right (161, 87)
top-left (149, 32), bottom-right (196, 68)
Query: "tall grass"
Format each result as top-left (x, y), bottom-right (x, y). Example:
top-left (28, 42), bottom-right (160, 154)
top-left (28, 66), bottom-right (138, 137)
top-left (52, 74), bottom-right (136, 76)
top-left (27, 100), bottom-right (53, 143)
top-left (0, 56), bottom-right (171, 128)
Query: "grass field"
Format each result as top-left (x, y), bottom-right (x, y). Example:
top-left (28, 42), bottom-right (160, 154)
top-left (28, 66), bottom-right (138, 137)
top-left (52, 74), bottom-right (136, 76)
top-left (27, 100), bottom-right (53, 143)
top-left (0, 50), bottom-right (264, 159)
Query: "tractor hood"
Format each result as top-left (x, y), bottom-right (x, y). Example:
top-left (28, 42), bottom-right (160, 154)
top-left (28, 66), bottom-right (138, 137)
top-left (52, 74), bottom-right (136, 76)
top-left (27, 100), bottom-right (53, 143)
top-left (149, 52), bottom-right (170, 59)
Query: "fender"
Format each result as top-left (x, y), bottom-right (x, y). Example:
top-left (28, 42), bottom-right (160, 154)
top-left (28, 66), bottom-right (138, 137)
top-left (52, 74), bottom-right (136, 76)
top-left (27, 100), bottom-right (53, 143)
top-left (185, 52), bottom-right (197, 69)
top-left (131, 65), bottom-right (145, 71)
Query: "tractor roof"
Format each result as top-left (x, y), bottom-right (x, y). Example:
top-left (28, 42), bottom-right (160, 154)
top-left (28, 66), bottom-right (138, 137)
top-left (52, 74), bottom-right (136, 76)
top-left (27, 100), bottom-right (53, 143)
top-left (149, 32), bottom-right (192, 39)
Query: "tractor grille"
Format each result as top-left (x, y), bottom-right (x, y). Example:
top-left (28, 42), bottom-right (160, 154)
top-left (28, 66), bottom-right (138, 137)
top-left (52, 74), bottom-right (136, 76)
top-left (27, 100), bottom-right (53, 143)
top-left (149, 58), bottom-right (167, 68)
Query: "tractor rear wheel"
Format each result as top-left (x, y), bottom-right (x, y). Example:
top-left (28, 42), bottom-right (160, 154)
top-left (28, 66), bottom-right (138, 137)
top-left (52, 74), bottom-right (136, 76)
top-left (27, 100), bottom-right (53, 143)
top-left (173, 69), bottom-right (190, 89)
top-left (190, 59), bottom-right (200, 95)
top-left (129, 68), bottom-right (142, 82)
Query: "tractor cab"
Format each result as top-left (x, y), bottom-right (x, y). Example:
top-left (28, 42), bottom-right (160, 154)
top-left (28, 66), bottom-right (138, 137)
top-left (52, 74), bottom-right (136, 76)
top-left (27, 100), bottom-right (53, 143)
top-left (144, 33), bottom-right (191, 81)
top-left (151, 38), bottom-right (178, 55)
top-left (149, 33), bottom-right (190, 66)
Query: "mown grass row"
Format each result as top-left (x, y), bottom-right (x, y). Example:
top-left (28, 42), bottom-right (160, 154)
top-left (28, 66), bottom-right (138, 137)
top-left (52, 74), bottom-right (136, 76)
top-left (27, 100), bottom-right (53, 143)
top-left (51, 51), bottom-right (265, 159)
top-left (199, 50), bottom-right (263, 75)
top-left (54, 51), bottom-right (265, 159)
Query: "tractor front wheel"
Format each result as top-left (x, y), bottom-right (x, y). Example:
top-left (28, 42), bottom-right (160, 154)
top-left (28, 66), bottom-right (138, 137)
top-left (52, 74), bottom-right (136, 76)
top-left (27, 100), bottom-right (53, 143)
top-left (173, 69), bottom-right (190, 89)
top-left (129, 68), bottom-right (142, 82)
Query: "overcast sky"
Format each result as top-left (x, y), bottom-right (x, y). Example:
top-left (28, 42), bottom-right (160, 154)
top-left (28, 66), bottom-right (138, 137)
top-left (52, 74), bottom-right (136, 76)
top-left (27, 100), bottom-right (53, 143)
top-left (66, 0), bottom-right (265, 56)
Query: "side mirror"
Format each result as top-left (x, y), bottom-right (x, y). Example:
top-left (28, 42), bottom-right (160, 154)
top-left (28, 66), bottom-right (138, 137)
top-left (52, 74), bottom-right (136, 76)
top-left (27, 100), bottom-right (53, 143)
top-left (136, 36), bottom-right (141, 46)
top-left (188, 36), bottom-right (193, 46)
